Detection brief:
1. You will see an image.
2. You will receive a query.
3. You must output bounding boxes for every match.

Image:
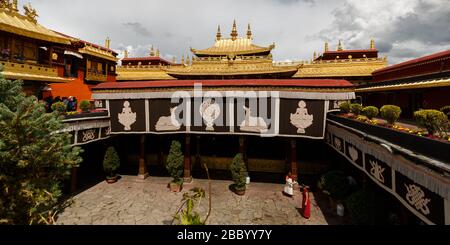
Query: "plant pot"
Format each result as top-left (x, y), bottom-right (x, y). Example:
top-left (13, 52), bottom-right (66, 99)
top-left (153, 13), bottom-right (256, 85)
top-left (169, 182), bottom-right (182, 192)
top-left (106, 175), bottom-right (118, 184)
top-left (234, 189), bottom-right (246, 196)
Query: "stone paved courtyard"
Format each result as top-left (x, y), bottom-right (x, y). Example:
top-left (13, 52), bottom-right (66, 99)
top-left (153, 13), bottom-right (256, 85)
top-left (56, 176), bottom-right (346, 225)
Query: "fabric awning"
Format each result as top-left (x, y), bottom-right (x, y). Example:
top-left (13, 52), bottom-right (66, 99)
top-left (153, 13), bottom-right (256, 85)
top-left (64, 50), bottom-right (83, 59)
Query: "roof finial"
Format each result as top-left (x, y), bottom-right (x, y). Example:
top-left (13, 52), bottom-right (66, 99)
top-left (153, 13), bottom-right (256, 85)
top-left (247, 23), bottom-right (252, 40)
top-left (216, 25), bottom-right (222, 41)
top-left (124, 49), bottom-right (128, 58)
top-left (12, 0), bottom-right (18, 11)
top-left (231, 20), bottom-right (238, 41)
top-left (313, 51), bottom-right (317, 60)
top-left (324, 42), bottom-right (329, 52)
top-left (337, 40), bottom-right (343, 51)
top-left (156, 48), bottom-right (160, 57)
top-left (150, 46), bottom-right (155, 57)
top-left (105, 37), bottom-right (111, 49)
top-left (181, 54), bottom-right (185, 64)
top-left (370, 38), bottom-right (375, 50)
top-left (172, 56), bottom-right (176, 63)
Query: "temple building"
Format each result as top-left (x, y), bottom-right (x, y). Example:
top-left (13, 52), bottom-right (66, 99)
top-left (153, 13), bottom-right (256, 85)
top-left (43, 34), bottom-right (118, 104)
top-left (294, 40), bottom-right (388, 85)
top-left (0, 1), bottom-right (118, 105)
top-left (0, 1), bottom-right (72, 96)
top-left (164, 21), bottom-right (299, 79)
top-left (116, 46), bottom-right (177, 81)
top-left (357, 50), bottom-right (450, 118)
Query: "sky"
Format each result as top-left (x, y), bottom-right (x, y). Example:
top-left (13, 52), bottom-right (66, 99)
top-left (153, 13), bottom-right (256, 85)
top-left (25, 0), bottom-right (450, 64)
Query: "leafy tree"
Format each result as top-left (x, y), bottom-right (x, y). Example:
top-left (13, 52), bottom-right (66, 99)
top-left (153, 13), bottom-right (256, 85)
top-left (166, 140), bottom-right (184, 185)
top-left (0, 72), bottom-right (82, 224)
top-left (339, 102), bottom-right (351, 113)
top-left (362, 106), bottom-right (379, 120)
top-left (79, 100), bottom-right (91, 112)
top-left (230, 153), bottom-right (247, 192)
top-left (414, 109), bottom-right (448, 136)
top-left (380, 105), bottom-right (402, 125)
top-left (350, 103), bottom-right (363, 116)
top-left (103, 146), bottom-right (120, 177)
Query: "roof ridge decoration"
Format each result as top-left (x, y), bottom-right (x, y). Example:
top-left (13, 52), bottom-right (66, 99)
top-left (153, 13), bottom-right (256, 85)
top-left (0, 1), bottom-right (71, 44)
top-left (231, 20), bottom-right (238, 41)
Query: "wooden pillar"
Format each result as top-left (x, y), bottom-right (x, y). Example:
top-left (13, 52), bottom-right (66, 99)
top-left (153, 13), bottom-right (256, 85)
top-left (290, 139), bottom-right (298, 182)
top-left (138, 135), bottom-right (149, 179)
top-left (195, 135), bottom-right (201, 166)
top-left (70, 166), bottom-right (78, 193)
top-left (184, 134), bottom-right (192, 183)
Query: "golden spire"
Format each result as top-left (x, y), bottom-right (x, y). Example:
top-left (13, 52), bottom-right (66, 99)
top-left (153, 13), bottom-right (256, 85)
top-left (124, 49), bottom-right (128, 58)
top-left (186, 55), bottom-right (191, 65)
top-left (105, 37), bottom-right (111, 49)
top-left (313, 51), bottom-right (317, 60)
top-left (156, 48), bottom-right (160, 57)
top-left (231, 20), bottom-right (238, 41)
top-left (12, 0), bottom-right (18, 11)
top-left (216, 25), bottom-right (222, 41)
top-left (337, 40), bottom-right (343, 51)
top-left (150, 46), bottom-right (155, 57)
top-left (370, 38), bottom-right (376, 50)
top-left (246, 23), bottom-right (252, 40)
top-left (324, 42), bottom-right (329, 52)
top-left (172, 56), bottom-right (176, 63)
top-left (181, 54), bottom-right (185, 64)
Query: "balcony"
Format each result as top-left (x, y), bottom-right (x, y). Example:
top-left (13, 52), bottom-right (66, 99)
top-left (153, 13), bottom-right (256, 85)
top-left (327, 113), bottom-right (450, 164)
top-left (85, 69), bottom-right (107, 82)
top-left (0, 60), bottom-right (69, 83)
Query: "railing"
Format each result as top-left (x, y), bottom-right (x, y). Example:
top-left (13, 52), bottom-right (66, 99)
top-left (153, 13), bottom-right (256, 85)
top-left (0, 60), bottom-right (58, 77)
top-left (86, 70), bottom-right (107, 82)
top-left (327, 113), bottom-right (450, 164)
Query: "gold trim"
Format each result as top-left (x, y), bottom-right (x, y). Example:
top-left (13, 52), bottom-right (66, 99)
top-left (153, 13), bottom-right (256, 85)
top-left (0, 60), bottom-right (71, 83)
top-left (356, 79), bottom-right (450, 92)
top-left (0, 9), bottom-right (70, 44)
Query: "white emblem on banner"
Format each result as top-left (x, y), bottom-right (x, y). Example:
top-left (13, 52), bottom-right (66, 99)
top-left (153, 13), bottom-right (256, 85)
top-left (348, 145), bottom-right (359, 162)
top-left (369, 160), bottom-right (385, 183)
top-left (334, 137), bottom-right (342, 151)
top-left (156, 106), bottom-right (181, 131)
top-left (200, 98), bottom-right (220, 131)
top-left (290, 100), bottom-right (313, 134)
top-left (82, 129), bottom-right (96, 142)
top-left (118, 101), bottom-right (136, 131)
top-left (240, 106), bottom-right (268, 133)
top-left (405, 184), bottom-right (431, 215)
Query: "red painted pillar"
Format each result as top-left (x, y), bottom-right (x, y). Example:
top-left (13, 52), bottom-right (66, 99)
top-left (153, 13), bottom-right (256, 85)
top-left (290, 139), bottom-right (298, 182)
top-left (138, 135), bottom-right (149, 179)
top-left (184, 134), bottom-right (192, 182)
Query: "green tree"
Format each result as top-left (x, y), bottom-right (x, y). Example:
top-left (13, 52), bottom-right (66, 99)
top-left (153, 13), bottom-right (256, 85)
top-left (166, 140), bottom-right (184, 185)
top-left (0, 72), bottom-right (82, 224)
top-left (230, 153), bottom-right (247, 192)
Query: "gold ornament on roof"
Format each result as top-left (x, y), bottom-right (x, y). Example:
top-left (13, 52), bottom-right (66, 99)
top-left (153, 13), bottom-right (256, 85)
top-left (105, 37), bottom-right (111, 49)
top-left (150, 46), bottom-right (155, 57)
top-left (337, 40), bottom-right (343, 51)
top-left (247, 23), bottom-right (252, 40)
top-left (370, 38), bottom-right (376, 50)
top-left (231, 20), bottom-right (238, 41)
top-left (324, 42), bottom-right (329, 52)
top-left (216, 25), bottom-right (222, 41)
top-left (23, 3), bottom-right (38, 23)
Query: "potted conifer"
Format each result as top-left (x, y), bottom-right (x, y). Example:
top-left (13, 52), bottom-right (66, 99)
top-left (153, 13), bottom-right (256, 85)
top-left (229, 153), bottom-right (247, 195)
top-left (166, 140), bottom-right (184, 192)
top-left (103, 146), bottom-right (120, 184)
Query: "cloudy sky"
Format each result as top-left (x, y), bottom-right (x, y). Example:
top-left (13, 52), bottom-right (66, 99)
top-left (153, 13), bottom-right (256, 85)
top-left (27, 0), bottom-right (450, 64)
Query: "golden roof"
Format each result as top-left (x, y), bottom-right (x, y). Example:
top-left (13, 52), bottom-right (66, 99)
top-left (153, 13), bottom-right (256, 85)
top-left (294, 58), bottom-right (387, 78)
top-left (166, 58), bottom-right (298, 76)
top-left (0, 7), bottom-right (70, 45)
top-left (356, 78), bottom-right (450, 92)
top-left (116, 66), bottom-right (175, 81)
top-left (79, 44), bottom-right (118, 62)
top-left (191, 38), bottom-right (274, 56)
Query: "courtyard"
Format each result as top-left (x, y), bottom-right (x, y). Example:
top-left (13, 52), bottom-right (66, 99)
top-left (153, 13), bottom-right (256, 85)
top-left (56, 176), bottom-right (346, 225)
